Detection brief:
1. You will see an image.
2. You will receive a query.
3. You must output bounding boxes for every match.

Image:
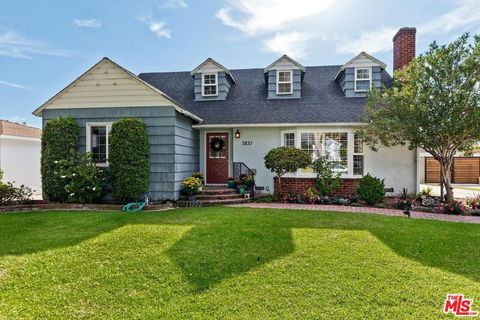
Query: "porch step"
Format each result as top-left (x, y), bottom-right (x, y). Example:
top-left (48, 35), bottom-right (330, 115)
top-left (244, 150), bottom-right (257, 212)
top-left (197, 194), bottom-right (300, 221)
top-left (196, 193), bottom-right (244, 200)
top-left (199, 187), bottom-right (237, 195)
top-left (178, 197), bottom-right (248, 207)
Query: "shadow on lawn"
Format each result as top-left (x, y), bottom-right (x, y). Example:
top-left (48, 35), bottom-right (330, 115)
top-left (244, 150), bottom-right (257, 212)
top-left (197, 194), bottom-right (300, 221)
top-left (1, 208), bottom-right (479, 291)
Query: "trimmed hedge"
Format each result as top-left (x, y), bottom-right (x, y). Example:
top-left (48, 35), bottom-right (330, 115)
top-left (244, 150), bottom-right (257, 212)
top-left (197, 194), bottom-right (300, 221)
top-left (41, 116), bottom-right (79, 202)
top-left (109, 118), bottom-right (150, 203)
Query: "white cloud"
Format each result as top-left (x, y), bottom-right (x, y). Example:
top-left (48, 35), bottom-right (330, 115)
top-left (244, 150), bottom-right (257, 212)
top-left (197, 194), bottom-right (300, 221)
top-left (263, 31), bottom-right (312, 59)
top-left (336, 27), bottom-right (397, 55)
top-left (137, 16), bottom-right (172, 39)
top-left (216, 0), bottom-right (335, 36)
top-left (335, 0), bottom-right (480, 55)
top-left (158, 0), bottom-right (187, 9)
top-left (420, 0), bottom-right (480, 33)
top-left (0, 80), bottom-right (28, 89)
top-left (0, 31), bottom-right (72, 59)
top-left (73, 19), bottom-right (103, 28)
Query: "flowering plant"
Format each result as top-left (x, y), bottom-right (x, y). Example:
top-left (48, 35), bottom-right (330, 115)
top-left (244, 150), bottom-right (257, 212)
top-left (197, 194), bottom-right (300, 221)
top-left (181, 176), bottom-right (202, 195)
top-left (192, 172), bottom-right (205, 185)
top-left (465, 195), bottom-right (480, 210)
top-left (436, 200), bottom-right (466, 215)
top-left (56, 153), bottom-right (104, 204)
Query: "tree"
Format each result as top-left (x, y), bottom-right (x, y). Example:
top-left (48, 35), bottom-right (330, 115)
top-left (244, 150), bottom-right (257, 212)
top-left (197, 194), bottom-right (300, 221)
top-left (109, 118), bottom-right (150, 203)
top-left (264, 147), bottom-right (311, 193)
top-left (312, 157), bottom-right (341, 197)
top-left (359, 34), bottom-right (480, 204)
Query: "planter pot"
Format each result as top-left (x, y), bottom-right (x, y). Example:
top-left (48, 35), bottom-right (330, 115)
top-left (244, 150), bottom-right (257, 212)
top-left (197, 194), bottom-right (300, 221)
top-left (227, 180), bottom-right (235, 188)
top-left (238, 186), bottom-right (246, 195)
top-left (187, 195), bottom-right (197, 201)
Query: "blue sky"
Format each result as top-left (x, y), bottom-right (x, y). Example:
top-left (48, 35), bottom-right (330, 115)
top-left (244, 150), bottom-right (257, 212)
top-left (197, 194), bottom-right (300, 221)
top-left (1, 0), bottom-right (479, 127)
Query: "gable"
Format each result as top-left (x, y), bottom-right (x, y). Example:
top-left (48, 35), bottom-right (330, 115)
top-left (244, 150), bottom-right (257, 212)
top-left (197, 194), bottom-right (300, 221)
top-left (35, 59), bottom-right (173, 112)
top-left (264, 55), bottom-right (306, 72)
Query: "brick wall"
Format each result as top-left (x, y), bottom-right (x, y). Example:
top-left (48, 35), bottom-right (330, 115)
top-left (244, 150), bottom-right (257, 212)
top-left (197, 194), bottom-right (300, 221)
top-left (393, 27), bottom-right (416, 71)
top-left (273, 177), bottom-right (360, 197)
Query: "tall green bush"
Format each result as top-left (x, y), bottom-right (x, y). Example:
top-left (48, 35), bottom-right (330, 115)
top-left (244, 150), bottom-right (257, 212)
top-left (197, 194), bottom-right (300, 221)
top-left (41, 116), bottom-right (79, 202)
top-left (356, 174), bottom-right (385, 205)
top-left (109, 118), bottom-right (150, 203)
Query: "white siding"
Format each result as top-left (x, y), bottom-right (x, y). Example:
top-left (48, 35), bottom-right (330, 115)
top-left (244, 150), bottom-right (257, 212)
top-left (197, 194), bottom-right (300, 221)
top-left (0, 137), bottom-right (42, 199)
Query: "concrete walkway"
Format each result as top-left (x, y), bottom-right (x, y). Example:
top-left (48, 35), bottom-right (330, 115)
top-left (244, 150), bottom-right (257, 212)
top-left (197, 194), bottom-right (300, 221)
top-left (420, 183), bottom-right (480, 199)
top-left (229, 203), bottom-right (480, 224)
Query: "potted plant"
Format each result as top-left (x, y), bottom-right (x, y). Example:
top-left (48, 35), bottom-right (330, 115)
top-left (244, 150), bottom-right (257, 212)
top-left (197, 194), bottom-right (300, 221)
top-left (192, 172), bottom-right (205, 191)
top-left (227, 176), bottom-right (236, 188)
top-left (181, 176), bottom-right (202, 201)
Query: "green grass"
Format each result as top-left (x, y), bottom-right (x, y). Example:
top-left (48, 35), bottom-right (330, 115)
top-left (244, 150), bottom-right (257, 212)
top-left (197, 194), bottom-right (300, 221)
top-left (0, 207), bottom-right (479, 319)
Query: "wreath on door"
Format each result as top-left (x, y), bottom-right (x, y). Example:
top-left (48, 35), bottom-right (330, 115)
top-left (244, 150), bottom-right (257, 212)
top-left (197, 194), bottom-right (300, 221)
top-left (210, 137), bottom-right (225, 151)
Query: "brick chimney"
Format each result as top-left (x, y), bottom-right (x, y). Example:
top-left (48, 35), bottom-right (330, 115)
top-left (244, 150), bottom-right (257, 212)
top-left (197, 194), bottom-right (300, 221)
top-left (393, 27), bottom-right (416, 71)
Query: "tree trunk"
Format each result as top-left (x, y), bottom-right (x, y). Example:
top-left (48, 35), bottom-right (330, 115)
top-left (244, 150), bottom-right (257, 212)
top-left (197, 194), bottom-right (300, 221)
top-left (439, 159), bottom-right (454, 205)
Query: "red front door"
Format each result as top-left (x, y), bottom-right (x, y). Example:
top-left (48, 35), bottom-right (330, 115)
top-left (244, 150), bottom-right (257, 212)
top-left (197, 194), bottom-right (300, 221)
top-left (206, 132), bottom-right (229, 184)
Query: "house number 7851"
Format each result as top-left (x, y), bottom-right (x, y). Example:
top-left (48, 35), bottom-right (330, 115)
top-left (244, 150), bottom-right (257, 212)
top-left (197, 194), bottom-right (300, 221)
top-left (242, 141), bottom-right (252, 146)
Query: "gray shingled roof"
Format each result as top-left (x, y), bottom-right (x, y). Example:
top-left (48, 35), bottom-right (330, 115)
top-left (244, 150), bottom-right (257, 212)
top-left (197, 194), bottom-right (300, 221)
top-left (138, 66), bottom-right (392, 125)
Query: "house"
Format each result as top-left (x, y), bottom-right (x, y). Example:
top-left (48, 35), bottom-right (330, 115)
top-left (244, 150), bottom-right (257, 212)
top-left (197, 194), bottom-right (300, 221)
top-left (0, 120), bottom-right (42, 198)
top-left (34, 27), bottom-right (425, 201)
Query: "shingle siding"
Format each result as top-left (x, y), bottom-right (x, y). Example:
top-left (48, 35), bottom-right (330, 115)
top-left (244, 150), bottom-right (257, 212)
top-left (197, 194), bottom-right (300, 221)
top-left (267, 69), bottom-right (302, 99)
top-left (339, 66), bottom-right (383, 98)
top-left (194, 71), bottom-right (231, 101)
top-left (42, 106), bottom-right (199, 201)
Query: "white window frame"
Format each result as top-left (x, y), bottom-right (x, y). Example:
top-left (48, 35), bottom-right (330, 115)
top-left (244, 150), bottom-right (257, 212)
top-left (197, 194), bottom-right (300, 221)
top-left (281, 130), bottom-right (296, 147)
top-left (354, 67), bottom-right (372, 92)
top-left (86, 122), bottom-right (112, 167)
top-left (352, 133), bottom-right (364, 176)
top-left (276, 70), bottom-right (293, 95)
top-left (202, 73), bottom-right (218, 97)
top-left (280, 128), bottom-right (361, 178)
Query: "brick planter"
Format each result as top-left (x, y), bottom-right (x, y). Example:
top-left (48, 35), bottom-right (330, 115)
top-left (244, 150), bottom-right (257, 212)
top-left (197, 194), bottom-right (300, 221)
top-left (274, 177), bottom-right (360, 197)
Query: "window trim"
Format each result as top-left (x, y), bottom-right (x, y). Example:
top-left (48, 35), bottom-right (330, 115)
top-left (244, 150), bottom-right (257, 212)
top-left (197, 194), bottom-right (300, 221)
top-left (354, 67), bottom-right (372, 92)
top-left (353, 133), bottom-right (364, 176)
top-left (202, 73), bottom-right (218, 97)
top-left (281, 128), bottom-right (359, 178)
top-left (281, 130), bottom-right (296, 147)
top-left (276, 70), bottom-right (293, 95)
top-left (86, 122), bottom-right (112, 167)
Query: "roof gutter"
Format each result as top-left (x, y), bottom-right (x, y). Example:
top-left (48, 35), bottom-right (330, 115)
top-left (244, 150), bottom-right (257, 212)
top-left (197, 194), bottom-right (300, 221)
top-left (192, 122), bottom-right (366, 129)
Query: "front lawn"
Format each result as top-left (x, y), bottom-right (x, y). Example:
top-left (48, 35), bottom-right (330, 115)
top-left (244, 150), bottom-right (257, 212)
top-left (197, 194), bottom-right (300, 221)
top-left (0, 207), bottom-right (479, 319)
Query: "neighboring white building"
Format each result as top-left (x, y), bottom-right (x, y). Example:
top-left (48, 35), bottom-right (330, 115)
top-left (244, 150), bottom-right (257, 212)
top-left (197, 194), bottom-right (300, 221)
top-left (0, 120), bottom-right (42, 199)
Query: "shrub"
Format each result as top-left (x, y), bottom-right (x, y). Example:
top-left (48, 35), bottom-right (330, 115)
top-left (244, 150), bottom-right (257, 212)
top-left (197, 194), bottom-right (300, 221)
top-left (181, 176), bottom-right (202, 195)
top-left (305, 186), bottom-right (317, 204)
top-left (56, 153), bottom-right (104, 204)
top-left (465, 195), bottom-right (480, 210)
top-left (236, 174), bottom-right (255, 188)
top-left (356, 174), bottom-right (385, 205)
top-left (109, 119), bottom-right (150, 203)
top-left (41, 116), bottom-right (79, 202)
top-left (264, 147), bottom-right (311, 192)
top-left (312, 157), bottom-right (341, 197)
top-left (436, 200), bottom-right (466, 215)
top-left (0, 182), bottom-right (33, 205)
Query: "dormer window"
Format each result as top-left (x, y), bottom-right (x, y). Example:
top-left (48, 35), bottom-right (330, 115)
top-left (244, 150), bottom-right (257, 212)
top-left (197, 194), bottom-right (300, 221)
top-left (354, 68), bottom-right (371, 92)
top-left (277, 70), bottom-right (293, 94)
top-left (202, 73), bottom-right (218, 96)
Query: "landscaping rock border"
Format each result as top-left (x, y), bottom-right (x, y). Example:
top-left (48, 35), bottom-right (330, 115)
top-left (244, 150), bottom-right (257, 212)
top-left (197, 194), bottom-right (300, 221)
top-left (0, 203), bottom-right (173, 213)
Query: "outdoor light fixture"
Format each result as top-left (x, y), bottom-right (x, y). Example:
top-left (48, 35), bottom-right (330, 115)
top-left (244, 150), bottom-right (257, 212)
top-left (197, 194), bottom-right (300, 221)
top-left (235, 129), bottom-right (240, 139)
